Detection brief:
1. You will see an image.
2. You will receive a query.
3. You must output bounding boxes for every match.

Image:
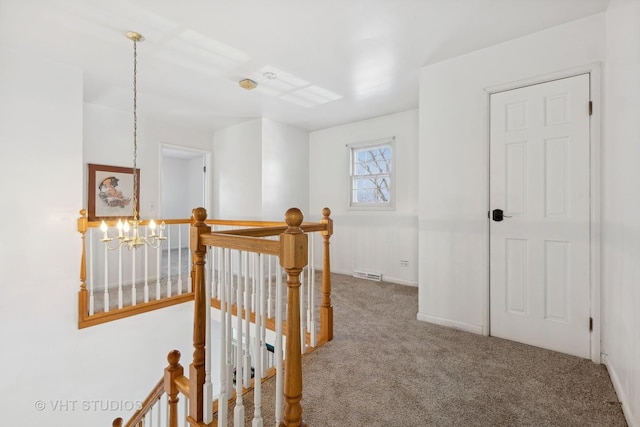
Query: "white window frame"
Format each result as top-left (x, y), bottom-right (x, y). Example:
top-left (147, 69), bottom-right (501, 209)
top-left (347, 137), bottom-right (395, 210)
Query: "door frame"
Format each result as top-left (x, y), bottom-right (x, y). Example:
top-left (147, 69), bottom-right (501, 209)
top-left (159, 143), bottom-right (212, 216)
top-left (484, 63), bottom-right (602, 363)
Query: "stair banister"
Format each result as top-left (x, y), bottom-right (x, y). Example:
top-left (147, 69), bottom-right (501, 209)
top-left (320, 207), bottom-right (333, 343)
top-left (165, 350), bottom-right (184, 427)
top-left (279, 208), bottom-right (308, 427)
top-left (188, 207), bottom-right (211, 423)
top-left (77, 209), bottom-right (89, 324)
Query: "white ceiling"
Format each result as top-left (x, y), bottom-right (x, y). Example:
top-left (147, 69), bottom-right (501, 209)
top-left (1, 0), bottom-right (610, 132)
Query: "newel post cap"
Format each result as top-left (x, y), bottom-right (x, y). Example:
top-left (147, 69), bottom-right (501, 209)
top-left (280, 207), bottom-right (308, 269)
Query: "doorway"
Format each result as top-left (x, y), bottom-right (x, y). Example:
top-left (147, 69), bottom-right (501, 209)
top-left (161, 144), bottom-right (209, 219)
top-left (489, 74), bottom-right (592, 359)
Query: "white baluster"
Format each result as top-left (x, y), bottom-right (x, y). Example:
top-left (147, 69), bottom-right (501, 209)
top-left (89, 230), bottom-right (94, 315)
top-left (226, 250), bottom-right (234, 397)
top-left (260, 256), bottom-right (267, 377)
top-left (267, 254), bottom-right (273, 319)
top-left (203, 241), bottom-right (213, 424)
top-left (166, 226), bottom-right (172, 297)
top-left (214, 226), bottom-right (221, 298)
top-left (183, 397), bottom-right (188, 427)
top-left (103, 240), bottom-right (109, 312)
top-left (243, 251), bottom-right (252, 388)
top-left (118, 245), bottom-right (123, 309)
top-left (309, 232), bottom-right (316, 347)
top-left (208, 246), bottom-right (214, 298)
top-left (233, 251), bottom-right (245, 426)
top-left (177, 224), bottom-right (183, 295)
top-left (229, 251), bottom-right (240, 305)
top-left (156, 397), bottom-right (161, 427)
top-left (217, 248), bottom-right (228, 427)
top-left (252, 254), bottom-right (264, 427)
top-left (275, 265), bottom-right (283, 425)
top-left (251, 253), bottom-right (257, 313)
top-left (188, 243), bottom-right (193, 294)
top-left (155, 242), bottom-right (161, 300)
top-left (300, 265), bottom-right (306, 353)
top-left (144, 227), bottom-right (149, 303)
top-left (217, 246), bottom-right (222, 300)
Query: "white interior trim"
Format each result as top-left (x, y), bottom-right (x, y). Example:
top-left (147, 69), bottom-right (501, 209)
top-left (417, 313), bottom-right (485, 335)
top-left (603, 354), bottom-right (637, 427)
top-left (483, 62), bottom-right (603, 362)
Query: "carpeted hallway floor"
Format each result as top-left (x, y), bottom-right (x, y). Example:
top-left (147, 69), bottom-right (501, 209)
top-left (241, 272), bottom-right (627, 426)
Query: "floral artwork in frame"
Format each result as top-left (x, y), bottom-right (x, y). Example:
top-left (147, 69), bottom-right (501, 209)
top-left (87, 163), bottom-right (140, 221)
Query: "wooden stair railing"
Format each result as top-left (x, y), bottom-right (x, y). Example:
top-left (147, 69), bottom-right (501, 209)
top-left (188, 208), bottom-right (210, 424)
top-left (279, 208), bottom-right (307, 427)
top-left (195, 207), bottom-right (313, 426)
top-left (78, 209), bottom-right (334, 333)
top-left (77, 211), bottom-right (196, 329)
top-left (110, 207), bottom-right (334, 427)
top-left (320, 207), bottom-right (333, 343)
top-left (112, 350), bottom-right (185, 427)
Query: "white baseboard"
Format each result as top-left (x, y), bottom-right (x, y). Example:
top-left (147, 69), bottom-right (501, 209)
top-left (382, 276), bottom-right (419, 287)
top-left (416, 312), bottom-right (484, 335)
top-left (603, 354), bottom-right (637, 427)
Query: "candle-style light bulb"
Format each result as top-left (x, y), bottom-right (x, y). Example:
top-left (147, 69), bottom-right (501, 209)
top-left (100, 221), bottom-right (108, 240)
top-left (117, 219), bottom-right (123, 237)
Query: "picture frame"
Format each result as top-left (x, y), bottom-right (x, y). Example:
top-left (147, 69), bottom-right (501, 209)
top-left (87, 163), bottom-right (140, 221)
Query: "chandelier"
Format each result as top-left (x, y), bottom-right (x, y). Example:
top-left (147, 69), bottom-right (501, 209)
top-left (100, 31), bottom-right (166, 250)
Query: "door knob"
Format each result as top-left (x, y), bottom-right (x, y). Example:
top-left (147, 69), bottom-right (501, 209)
top-left (492, 209), bottom-right (512, 222)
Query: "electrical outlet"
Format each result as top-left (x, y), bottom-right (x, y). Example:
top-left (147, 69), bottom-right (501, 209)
top-left (400, 260), bottom-right (409, 268)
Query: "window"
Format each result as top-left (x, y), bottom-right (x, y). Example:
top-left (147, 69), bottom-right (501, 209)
top-left (349, 137), bottom-right (394, 209)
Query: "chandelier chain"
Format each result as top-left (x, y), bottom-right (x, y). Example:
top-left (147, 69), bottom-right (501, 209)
top-left (99, 31), bottom-right (166, 251)
top-left (132, 37), bottom-right (139, 222)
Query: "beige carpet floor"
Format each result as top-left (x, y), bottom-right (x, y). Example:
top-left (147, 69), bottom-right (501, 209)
top-left (237, 273), bottom-right (626, 426)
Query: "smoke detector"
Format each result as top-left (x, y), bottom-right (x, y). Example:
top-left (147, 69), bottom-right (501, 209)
top-left (239, 78), bottom-right (257, 90)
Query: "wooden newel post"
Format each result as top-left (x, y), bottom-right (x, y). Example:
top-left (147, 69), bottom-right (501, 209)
top-left (77, 209), bottom-right (88, 326)
top-left (320, 207), bottom-right (333, 343)
top-left (189, 207), bottom-right (211, 422)
top-left (165, 350), bottom-right (184, 427)
top-left (280, 208), bottom-right (308, 427)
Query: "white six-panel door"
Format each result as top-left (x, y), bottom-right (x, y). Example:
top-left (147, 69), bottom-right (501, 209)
top-left (489, 74), bottom-right (591, 359)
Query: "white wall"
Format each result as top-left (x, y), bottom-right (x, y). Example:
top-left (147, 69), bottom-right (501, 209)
top-left (262, 119), bottom-right (309, 220)
top-left (417, 14), bottom-right (606, 331)
top-left (602, 0), bottom-right (640, 424)
top-left (418, 10), bottom-right (640, 425)
top-left (309, 110), bottom-right (419, 285)
top-left (84, 104), bottom-right (213, 220)
top-left (0, 47), bottom-right (196, 425)
top-left (213, 118), bottom-right (310, 221)
top-left (213, 119), bottom-right (263, 219)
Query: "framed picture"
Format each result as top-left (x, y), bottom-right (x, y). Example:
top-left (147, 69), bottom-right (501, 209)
top-left (87, 163), bottom-right (140, 221)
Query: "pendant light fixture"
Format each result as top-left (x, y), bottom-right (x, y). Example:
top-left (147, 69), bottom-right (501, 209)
top-left (100, 31), bottom-right (166, 250)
